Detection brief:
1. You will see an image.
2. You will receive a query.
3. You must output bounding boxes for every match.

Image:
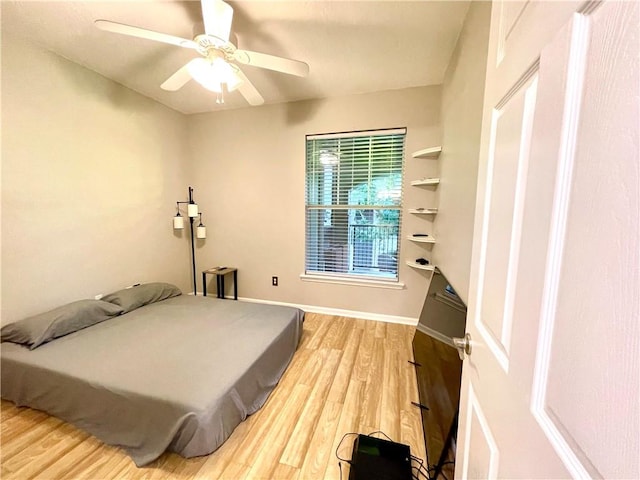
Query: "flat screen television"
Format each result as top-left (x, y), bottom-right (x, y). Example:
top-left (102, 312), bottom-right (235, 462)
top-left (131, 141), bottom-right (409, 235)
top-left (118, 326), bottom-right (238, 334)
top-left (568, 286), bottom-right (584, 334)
top-left (411, 267), bottom-right (466, 479)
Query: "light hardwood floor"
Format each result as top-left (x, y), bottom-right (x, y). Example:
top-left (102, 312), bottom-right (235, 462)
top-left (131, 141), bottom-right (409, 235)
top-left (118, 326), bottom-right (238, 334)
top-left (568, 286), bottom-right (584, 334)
top-left (1, 314), bottom-right (435, 479)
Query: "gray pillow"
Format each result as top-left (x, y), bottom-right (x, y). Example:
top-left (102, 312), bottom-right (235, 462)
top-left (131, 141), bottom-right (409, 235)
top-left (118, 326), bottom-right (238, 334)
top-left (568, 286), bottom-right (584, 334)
top-left (101, 282), bottom-right (181, 313)
top-left (1, 299), bottom-right (124, 349)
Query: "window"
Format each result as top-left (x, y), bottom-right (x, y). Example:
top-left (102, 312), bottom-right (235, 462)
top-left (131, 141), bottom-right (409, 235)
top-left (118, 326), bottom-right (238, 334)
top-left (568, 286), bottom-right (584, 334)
top-left (305, 128), bottom-right (406, 281)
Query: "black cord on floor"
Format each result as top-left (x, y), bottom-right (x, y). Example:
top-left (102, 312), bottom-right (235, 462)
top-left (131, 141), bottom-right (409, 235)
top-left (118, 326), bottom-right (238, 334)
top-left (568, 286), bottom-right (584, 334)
top-left (335, 432), bottom-right (357, 463)
top-left (412, 455), bottom-right (430, 479)
top-left (366, 430), bottom-right (393, 442)
top-left (412, 464), bottom-right (430, 480)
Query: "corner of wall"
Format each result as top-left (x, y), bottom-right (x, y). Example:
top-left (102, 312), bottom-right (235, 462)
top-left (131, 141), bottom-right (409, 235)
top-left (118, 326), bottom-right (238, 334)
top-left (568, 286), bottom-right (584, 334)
top-left (432, 0), bottom-right (491, 304)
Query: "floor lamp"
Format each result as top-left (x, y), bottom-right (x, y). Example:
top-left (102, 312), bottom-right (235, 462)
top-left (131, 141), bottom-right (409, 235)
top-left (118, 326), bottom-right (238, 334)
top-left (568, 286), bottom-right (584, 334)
top-left (173, 187), bottom-right (206, 295)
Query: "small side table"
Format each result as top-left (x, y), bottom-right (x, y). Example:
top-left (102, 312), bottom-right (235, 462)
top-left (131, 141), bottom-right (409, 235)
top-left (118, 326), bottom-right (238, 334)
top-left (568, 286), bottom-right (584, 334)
top-left (202, 267), bottom-right (238, 300)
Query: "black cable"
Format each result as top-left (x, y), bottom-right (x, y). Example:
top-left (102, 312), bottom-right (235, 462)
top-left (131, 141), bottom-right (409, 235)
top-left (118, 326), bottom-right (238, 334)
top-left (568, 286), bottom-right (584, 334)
top-left (428, 461), bottom-right (455, 472)
top-left (335, 432), bottom-right (357, 463)
top-left (412, 464), bottom-right (430, 480)
top-left (366, 430), bottom-right (393, 442)
top-left (412, 457), bottom-right (430, 480)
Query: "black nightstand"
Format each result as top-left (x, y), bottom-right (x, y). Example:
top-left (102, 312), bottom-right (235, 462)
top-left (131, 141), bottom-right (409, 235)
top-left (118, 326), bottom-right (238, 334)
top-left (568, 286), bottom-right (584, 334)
top-left (202, 267), bottom-right (237, 300)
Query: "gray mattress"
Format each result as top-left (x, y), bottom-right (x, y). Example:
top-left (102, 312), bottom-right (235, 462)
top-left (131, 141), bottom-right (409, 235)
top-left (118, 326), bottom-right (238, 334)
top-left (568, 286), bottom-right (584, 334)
top-left (0, 295), bottom-right (304, 466)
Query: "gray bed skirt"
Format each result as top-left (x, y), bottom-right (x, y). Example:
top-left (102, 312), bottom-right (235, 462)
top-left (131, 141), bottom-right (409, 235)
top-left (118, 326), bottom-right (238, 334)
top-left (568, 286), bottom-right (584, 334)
top-left (1, 296), bottom-right (304, 466)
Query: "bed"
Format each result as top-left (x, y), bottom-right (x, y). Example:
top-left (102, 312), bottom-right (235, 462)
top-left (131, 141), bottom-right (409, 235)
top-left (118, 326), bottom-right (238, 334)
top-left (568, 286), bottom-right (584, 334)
top-left (0, 291), bottom-right (304, 466)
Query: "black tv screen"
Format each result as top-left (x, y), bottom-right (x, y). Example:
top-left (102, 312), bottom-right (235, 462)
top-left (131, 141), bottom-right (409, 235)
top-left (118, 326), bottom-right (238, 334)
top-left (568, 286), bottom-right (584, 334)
top-left (411, 267), bottom-right (466, 478)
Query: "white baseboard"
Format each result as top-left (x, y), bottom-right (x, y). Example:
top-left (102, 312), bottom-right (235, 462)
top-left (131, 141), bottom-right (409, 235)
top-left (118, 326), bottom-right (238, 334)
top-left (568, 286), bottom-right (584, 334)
top-left (416, 323), bottom-right (455, 347)
top-left (237, 296), bottom-right (418, 326)
top-left (193, 292), bottom-right (418, 326)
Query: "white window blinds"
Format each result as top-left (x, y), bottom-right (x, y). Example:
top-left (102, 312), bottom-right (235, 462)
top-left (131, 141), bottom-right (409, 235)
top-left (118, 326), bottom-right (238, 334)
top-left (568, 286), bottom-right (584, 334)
top-left (305, 128), bottom-right (406, 280)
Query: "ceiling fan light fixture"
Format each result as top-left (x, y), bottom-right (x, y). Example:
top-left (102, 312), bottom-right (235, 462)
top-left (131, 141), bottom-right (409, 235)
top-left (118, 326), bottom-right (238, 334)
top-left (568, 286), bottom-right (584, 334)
top-left (187, 57), bottom-right (243, 93)
top-left (95, 0), bottom-right (307, 107)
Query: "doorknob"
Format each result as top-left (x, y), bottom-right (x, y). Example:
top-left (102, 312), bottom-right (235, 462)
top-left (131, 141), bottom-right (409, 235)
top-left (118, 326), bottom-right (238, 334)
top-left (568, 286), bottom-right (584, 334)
top-left (452, 333), bottom-right (472, 360)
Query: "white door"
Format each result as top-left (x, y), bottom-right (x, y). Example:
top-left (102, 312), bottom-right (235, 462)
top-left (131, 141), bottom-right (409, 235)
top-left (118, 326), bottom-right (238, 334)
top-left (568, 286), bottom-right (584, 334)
top-left (456, 1), bottom-right (639, 478)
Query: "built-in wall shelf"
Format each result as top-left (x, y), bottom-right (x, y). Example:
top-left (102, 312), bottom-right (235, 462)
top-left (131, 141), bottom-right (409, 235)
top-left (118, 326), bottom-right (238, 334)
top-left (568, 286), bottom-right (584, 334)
top-left (412, 146), bottom-right (442, 159)
top-left (408, 144), bottom-right (441, 250)
top-left (409, 208), bottom-right (438, 215)
top-left (407, 235), bottom-right (436, 244)
top-left (406, 260), bottom-right (435, 271)
top-left (411, 178), bottom-right (440, 186)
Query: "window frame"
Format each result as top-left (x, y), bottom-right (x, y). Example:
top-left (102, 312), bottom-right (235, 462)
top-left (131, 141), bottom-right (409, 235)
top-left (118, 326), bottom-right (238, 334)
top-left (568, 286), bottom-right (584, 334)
top-left (304, 128), bottom-right (407, 285)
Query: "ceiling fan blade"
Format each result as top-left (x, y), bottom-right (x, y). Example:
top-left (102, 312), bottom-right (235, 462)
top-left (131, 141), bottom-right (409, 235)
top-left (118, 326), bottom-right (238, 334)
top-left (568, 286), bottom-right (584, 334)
top-left (235, 69), bottom-right (264, 106)
top-left (94, 20), bottom-right (197, 49)
top-left (200, 0), bottom-right (233, 42)
top-left (161, 61), bottom-right (197, 91)
top-left (232, 49), bottom-right (309, 77)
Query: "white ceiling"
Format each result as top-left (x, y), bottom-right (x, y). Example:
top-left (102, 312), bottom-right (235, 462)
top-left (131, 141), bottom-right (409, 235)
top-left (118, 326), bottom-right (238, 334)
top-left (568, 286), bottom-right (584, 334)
top-left (1, 1), bottom-right (471, 114)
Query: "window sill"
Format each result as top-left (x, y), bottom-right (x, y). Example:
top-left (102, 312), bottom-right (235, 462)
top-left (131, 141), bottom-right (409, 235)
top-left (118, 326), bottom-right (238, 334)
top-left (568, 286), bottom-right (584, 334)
top-left (299, 273), bottom-right (405, 290)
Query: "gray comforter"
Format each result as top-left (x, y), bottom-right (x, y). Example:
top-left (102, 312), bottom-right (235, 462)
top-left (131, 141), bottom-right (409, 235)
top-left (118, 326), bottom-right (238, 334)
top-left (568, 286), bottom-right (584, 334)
top-left (0, 296), bottom-right (304, 466)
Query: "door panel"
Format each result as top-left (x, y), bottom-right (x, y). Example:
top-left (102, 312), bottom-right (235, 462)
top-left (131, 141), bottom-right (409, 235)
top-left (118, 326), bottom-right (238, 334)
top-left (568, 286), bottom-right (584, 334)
top-left (478, 74), bottom-right (538, 367)
top-left (534, 3), bottom-right (639, 478)
top-left (461, 386), bottom-right (498, 479)
top-left (458, 0), bottom-right (639, 478)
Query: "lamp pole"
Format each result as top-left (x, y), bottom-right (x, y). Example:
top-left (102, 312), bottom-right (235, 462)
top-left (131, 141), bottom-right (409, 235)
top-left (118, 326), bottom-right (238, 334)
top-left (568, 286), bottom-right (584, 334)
top-left (188, 186), bottom-right (197, 295)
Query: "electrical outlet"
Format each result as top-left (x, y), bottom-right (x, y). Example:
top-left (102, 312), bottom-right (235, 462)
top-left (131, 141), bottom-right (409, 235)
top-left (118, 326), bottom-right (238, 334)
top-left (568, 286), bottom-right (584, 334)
top-left (272, 276), bottom-right (278, 286)
top-left (94, 294), bottom-right (103, 300)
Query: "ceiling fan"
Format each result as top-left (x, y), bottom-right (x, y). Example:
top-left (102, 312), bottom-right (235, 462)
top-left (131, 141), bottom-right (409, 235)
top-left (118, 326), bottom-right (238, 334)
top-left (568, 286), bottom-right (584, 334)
top-left (94, 0), bottom-right (309, 106)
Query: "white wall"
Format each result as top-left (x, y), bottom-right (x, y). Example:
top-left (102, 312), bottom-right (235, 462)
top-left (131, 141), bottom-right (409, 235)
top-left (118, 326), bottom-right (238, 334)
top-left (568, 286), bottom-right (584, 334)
top-left (1, 9), bottom-right (489, 323)
top-left (187, 86), bottom-right (441, 319)
top-left (432, 1), bottom-right (491, 304)
top-left (1, 31), bottom-right (191, 324)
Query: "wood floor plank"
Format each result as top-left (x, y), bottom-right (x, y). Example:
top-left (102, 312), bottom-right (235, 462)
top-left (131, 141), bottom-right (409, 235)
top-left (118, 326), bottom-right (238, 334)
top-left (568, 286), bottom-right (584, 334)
top-left (26, 438), bottom-right (103, 480)
top-left (320, 316), bottom-right (350, 350)
top-left (243, 383), bottom-right (311, 479)
top-left (218, 461), bottom-right (250, 480)
top-left (277, 346), bottom-right (314, 389)
top-left (326, 326), bottom-right (364, 404)
top-left (352, 320), bottom-right (376, 382)
top-left (304, 315), bottom-right (334, 350)
top-left (325, 379), bottom-right (366, 480)
top-left (1, 422), bottom-right (90, 479)
top-left (280, 348), bottom-right (342, 467)
top-left (0, 314), bottom-right (458, 479)
top-left (166, 454), bottom-right (212, 480)
top-left (73, 446), bottom-right (132, 479)
top-left (0, 416), bottom-right (64, 461)
top-left (1, 407), bottom-right (50, 442)
top-left (379, 346), bottom-right (401, 441)
top-left (358, 337), bottom-right (385, 429)
top-left (298, 400), bottom-right (343, 480)
top-left (55, 440), bottom-right (125, 479)
top-left (272, 462), bottom-right (300, 480)
top-left (374, 320), bottom-right (387, 339)
top-left (0, 403), bottom-right (23, 423)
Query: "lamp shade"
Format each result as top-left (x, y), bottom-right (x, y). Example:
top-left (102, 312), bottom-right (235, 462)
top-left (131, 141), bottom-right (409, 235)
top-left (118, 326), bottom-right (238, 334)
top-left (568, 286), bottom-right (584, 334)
top-left (187, 203), bottom-right (199, 217)
top-left (173, 215), bottom-right (184, 229)
top-left (196, 225), bottom-right (207, 239)
top-left (187, 57), bottom-right (243, 93)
